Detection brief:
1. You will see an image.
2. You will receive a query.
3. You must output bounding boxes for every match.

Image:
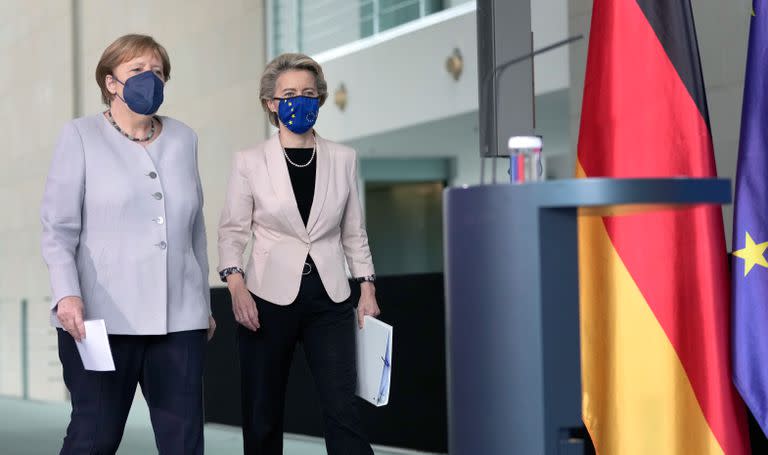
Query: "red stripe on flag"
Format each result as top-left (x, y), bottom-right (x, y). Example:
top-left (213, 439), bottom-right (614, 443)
top-left (577, 0), bottom-right (748, 453)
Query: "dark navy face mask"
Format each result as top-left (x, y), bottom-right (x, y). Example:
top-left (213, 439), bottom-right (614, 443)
top-left (275, 96), bottom-right (319, 134)
top-left (113, 71), bottom-right (165, 115)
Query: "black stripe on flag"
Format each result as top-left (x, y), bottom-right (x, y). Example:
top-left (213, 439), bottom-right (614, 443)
top-left (635, 0), bottom-right (711, 131)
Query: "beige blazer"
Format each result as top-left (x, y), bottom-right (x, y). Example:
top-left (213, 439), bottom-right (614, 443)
top-left (217, 133), bottom-right (375, 305)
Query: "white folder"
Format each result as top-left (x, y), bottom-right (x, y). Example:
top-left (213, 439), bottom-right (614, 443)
top-left (355, 316), bottom-right (392, 407)
top-left (75, 319), bottom-right (115, 371)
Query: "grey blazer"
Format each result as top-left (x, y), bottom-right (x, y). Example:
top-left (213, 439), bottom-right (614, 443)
top-left (41, 114), bottom-right (210, 335)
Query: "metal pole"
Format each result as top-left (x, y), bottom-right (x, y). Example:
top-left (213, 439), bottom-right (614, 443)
top-left (71, 0), bottom-right (82, 118)
top-left (266, 0), bottom-right (275, 58)
top-left (20, 299), bottom-right (28, 400)
top-left (296, 0), bottom-right (303, 52)
top-left (373, 0), bottom-right (380, 34)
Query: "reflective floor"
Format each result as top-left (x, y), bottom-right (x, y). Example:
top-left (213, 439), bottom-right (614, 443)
top-left (0, 396), bottom-right (425, 455)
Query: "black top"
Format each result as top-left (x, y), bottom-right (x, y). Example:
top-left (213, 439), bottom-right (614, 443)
top-left (284, 148), bottom-right (316, 226)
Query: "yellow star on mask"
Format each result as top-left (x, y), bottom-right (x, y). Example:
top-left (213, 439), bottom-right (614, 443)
top-left (733, 232), bottom-right (768, 276)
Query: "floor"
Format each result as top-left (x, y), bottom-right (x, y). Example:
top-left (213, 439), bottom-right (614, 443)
top-left (0, 396), bottom-right (424, 455)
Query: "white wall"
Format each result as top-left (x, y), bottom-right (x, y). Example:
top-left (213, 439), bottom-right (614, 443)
top-left (694, 0), bottom-right (750, 248)
top-left (0, 0), bottom-right (75, 401)
top-left (0, 1), bottom-right (74, 318)
top-left (568, 0), bottom-right (751, 248)
top-left (532, 0), bottom-right (570, 95)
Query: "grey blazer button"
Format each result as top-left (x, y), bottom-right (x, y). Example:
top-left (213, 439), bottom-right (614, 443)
top-left (154, 216), bottom-right (165, 225)
top-left (148, 171), bottom-right (158, 179)
top-left (157, 241), bottom-right (167, 250)
top-left (153, 192), bottom-right (163, 200)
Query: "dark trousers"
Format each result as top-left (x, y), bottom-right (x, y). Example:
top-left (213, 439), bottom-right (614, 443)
top-left (238, 268), bottom-right (373, 455)
top-left (57, 328), bottom-right (207, 455)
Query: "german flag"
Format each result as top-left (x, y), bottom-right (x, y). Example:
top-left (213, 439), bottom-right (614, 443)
top-left (576, 1), bottom-right (749, 453)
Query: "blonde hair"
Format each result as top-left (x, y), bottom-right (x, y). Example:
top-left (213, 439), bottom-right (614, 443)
top-left (95, 34), bottom-right (171, 105)
top-left (260, 53), bottom-right (328, 127)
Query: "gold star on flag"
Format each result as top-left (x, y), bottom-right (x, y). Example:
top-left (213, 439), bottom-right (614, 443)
top-left (733, 232), bottom-right (768, 276)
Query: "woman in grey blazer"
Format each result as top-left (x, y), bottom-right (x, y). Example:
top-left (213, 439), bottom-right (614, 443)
top-left (218, 53), bottom-right (380, 455)
top-left (40, 34), bottom-right (214, 455)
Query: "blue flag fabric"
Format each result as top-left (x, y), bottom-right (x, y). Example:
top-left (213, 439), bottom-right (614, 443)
top-left (733, 0), bottom-right (768, 437)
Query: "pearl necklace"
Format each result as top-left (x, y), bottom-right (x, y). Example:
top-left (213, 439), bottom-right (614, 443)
top-left (106, 110), bottom-right (155, 142)
top-left (283, 144), bottom-right (316, 168)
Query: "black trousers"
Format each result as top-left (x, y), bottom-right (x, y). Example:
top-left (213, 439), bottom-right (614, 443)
top-left (238, 268), bottom-right (373, 455)
top-left (57, 328), bottom-right (207, 455)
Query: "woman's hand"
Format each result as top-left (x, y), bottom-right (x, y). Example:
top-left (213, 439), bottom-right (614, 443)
top-left (357, 282), bottom-right (381, 329)
top-left (228, 274), bottom-right (260, 331)
top-left (57, 296), bottom-right (86, 341)
top-left (207, 315), bottom-right (217, 341)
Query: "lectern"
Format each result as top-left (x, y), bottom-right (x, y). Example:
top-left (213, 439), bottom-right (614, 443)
top-left (443, 178), bottom-right (731, 455)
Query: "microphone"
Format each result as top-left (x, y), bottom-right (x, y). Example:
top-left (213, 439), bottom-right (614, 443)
top-left (480, 34), bottom-right (583, 182)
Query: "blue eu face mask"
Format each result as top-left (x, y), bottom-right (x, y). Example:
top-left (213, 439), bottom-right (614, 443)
top-left (113, 71), bottom-right (165, 115)
top-left (275, 96), bottom-right (319, 134)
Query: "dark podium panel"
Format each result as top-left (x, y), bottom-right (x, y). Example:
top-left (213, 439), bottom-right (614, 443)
top-left (443, 178), bottom-right (731, 455)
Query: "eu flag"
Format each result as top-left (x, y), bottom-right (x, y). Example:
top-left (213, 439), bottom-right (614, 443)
top-left (733, 0), bottom-right (768, 437)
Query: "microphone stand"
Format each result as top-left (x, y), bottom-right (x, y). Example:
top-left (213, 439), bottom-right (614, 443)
top-left (480, 34), bottom-right (583, 184)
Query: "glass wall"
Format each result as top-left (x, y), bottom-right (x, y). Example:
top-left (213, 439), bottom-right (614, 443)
top-left (269, 0), bottom-right (453, 56)
top-left (365, 181), bottom-right (444, 275)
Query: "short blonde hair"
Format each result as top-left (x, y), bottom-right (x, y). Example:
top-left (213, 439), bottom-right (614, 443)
top-left (260, 53), bottom-right (328, 127)
top-left (95, 34), bottom-right (171, 106)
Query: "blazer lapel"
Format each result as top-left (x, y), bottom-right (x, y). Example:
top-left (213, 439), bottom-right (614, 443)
top-left (264, 134), bottom-right (309, 241)
top-left (306, 134), bottom-right (330, 234)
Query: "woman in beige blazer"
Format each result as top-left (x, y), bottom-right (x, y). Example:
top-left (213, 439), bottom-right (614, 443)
top-left (217, 53), bottom-right (380, 455)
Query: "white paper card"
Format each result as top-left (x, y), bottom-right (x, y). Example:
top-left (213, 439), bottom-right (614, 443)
top-left (75, 319), bottom-right (115, 371)
top-left (355, 316), bottom-right (392, 407)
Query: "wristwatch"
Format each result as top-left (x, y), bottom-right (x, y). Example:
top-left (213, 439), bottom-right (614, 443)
top-left (219, 266), bottom-right (245, 282)
top-left (355, 274), bottom-right (376, 283)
